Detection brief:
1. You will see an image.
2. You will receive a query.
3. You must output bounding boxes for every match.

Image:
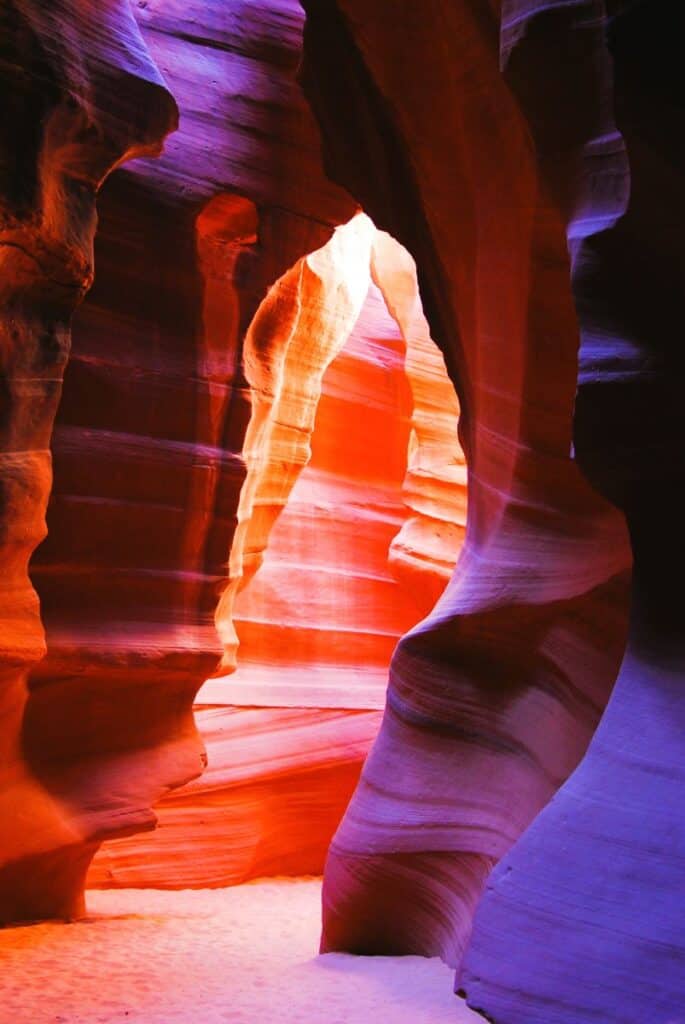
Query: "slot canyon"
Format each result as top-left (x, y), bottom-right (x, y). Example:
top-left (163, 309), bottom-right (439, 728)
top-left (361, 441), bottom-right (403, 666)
top-left (1, 2), bottom-right (683, 1024)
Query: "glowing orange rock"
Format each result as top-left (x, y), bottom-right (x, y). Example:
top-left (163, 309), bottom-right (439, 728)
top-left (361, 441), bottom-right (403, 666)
top-left (213, 214), bottom-right (380, 677)
top-left (372, 231), bottom-right (466, 609)
top-left (89, 214), bottom-right (465, 889)
top-left (89, 708), bottom-right (383, 889)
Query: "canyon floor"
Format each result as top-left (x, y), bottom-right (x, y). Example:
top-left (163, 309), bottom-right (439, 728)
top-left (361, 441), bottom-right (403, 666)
top-left (1, 878), bottom-right (479, 1023)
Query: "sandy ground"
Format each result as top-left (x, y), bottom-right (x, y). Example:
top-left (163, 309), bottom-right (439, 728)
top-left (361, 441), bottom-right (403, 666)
top-left (1, 878), bottom-right (480, 1024)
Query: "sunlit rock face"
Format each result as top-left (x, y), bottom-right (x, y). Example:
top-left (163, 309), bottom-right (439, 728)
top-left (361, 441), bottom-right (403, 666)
top-left (2, 0), bottom-right (464, 906)
top-left (300, 0), bottom-right (632, 969)
top-left (89, 708), bottom-right (383, 889)
top-left (13, 0), bottom-right (353, 922)
top-left (0, 0), bottom-right (178, 925)
top-left (211, 217), bottom-right (464, 709)
top-left (225, 270), bottom-right (419, 709)
top-left (11, 0), bottom-right (460, 902)
top-left (88, 214), bottom-right (466, 890)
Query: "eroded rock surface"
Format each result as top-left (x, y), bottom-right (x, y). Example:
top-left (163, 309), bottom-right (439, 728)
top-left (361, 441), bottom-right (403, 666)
top-left (88, 215), bottom-right (465, 890)
top-left (210, 218), bottom-right (463, 709)
top-left (460, 4), bottom-right (685, 1021)
top-left (300, 0), bottom-right (632, 968)
top-left (5, 12), bottom-right (681, 1020)
top-left (0, 0), bottom-right (178, 924)
top-left (8, 0), bottom-right (353, 922)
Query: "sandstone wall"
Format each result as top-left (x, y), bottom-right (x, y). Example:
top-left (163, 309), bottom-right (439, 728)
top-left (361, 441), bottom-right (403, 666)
top-left (5, 0), bottom-right (354, 922)
top-left (300, 0), bottom-right (631, 969)
top-left (90, 216), bottom-right (465, 890)
top-left (0, 0), bottom-right (178, 924)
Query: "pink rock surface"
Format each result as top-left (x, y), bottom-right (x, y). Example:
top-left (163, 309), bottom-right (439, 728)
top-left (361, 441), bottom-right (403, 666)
top-left (300, 0), bottom-right (632, 967)
top-left (4, 0), bottom-right (466, 908)
top-left (5, 13), bottom-right (682, 1021)
top-left (88, 708), bottom-right (382, 889)
top-left (208, 218), bottom-right (461, 709)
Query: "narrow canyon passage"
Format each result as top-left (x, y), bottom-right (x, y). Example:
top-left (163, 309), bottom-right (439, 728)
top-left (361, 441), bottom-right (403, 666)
top-left (88, 214), bottom-right (466, 890)
top-left (3, 3), bottom-right (683, 1022)
top-left (14, 211), bottom-right (473, 1024)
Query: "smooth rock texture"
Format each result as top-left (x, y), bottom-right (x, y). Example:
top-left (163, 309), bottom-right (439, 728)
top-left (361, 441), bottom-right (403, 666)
top-left (4, 9), bottom-right (683, 1024)
top-left (209, 219), bottom-right (463, 709)
top-left (459, 4), bottom-right (685, 1021)
top-left (0, 0), bottom-right (178, 925)
top-left (89, 220), bottom-right (465, 890)
top-left (89, 708), bottom-right (383, 889)
top-left (300, 0), bottom-right (632, 968)
top-left (4, 0), bottom-right (466, 905)
top-left (212, 212), bottom-right (390, 682)
top-left (11, 0), bottom-right (353, 923)
top-left (373, 232), bottom-right (466, 611)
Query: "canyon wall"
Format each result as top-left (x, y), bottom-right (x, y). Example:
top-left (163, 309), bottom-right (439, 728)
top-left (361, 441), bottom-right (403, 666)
top-left (90, 218), bottom-right (466, 890)
top-left (300, 0), bottom-right (632, 970)
top-left (4, 0), bottom-right (354, 922)
top-left (5, 0), bottom-right (461, 902)
top-left (301, 2), bottom-right (685, 1022)
top-left (3, 0), bottom-right (466, 908)
top-left (0, 0), bottom-right (179, 924)
top-left (460, 3), bottom-right (685, 1021)
top-left (4, 7), bottom-right (683, 1020)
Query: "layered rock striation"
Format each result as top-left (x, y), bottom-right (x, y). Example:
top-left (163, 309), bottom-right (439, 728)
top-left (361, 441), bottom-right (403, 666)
top-left (0, 0), bottom-right (178, 924)
top-left (89, 215), bottom-right (465, 890)
top-left (12, 0), bottom-right (460, 900)
top-left (210, 218), bottom-right (464, 709)
top-left (300, 0), bottom-right (632, 968)
top-left (5, 0), bottom-right (354, 922)
top-left (460, 4), bottom-right (685, 1021)
top-left (4, 11), bottom-right (681, 1020)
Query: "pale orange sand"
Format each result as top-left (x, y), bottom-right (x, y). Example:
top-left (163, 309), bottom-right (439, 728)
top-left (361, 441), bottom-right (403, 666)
top-left (1, 878), bottom-right (480, 1023)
